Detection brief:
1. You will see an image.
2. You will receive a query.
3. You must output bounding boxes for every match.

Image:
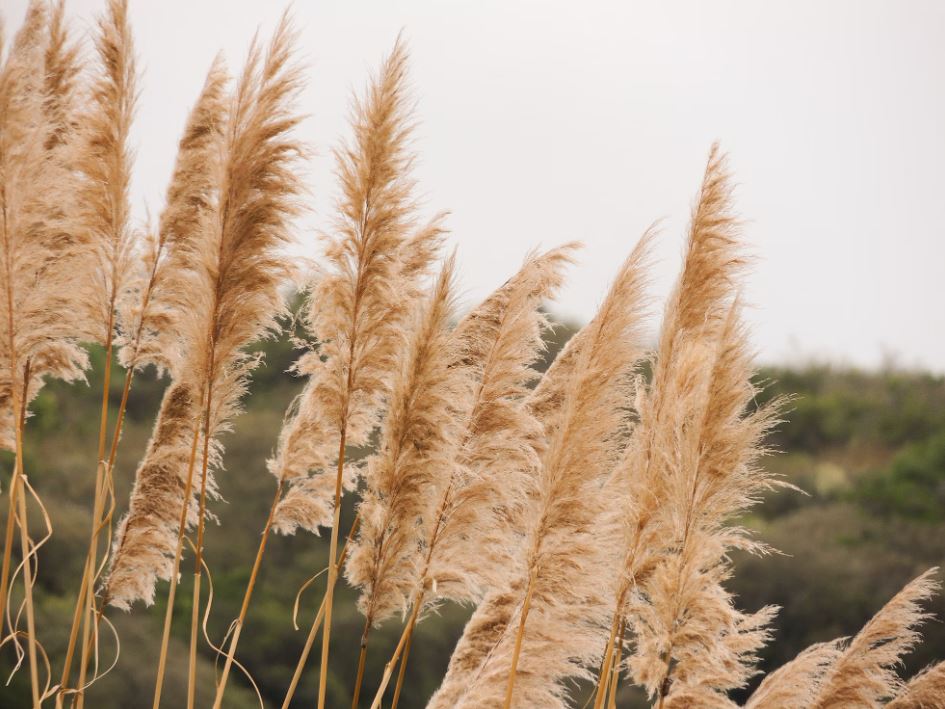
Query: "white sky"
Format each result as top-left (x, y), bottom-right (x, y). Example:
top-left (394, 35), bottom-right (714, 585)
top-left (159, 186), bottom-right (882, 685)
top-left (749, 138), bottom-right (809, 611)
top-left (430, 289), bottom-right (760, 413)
top-left (9, 0), bottom-right (945, 371)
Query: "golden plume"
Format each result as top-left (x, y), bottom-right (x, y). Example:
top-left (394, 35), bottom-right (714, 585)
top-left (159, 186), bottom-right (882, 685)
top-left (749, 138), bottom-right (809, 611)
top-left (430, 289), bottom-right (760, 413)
top-left (0, 0), bottom-right (89, 451)
top-left (433, 234), bottom-right (651, 709)
top-left (72, 0), bottom-right (137, 346)
top-left (271, 37), bottom-right (443, 535)
top-left (345, 255), bottom-right (467, 626)
top-left (812, 569), bottom-right (939, 708)
top-left (887, 661), bottom-right (945, 709)
top-left (364, 246), bottom-right (575, 708)
top-left (745, 642), bottom-right (842, 709)
top-left (104, 59), bottom-right (230, 608)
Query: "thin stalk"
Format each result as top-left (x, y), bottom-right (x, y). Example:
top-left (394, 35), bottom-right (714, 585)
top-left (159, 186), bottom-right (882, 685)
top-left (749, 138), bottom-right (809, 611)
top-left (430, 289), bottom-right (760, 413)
top-left (0, 204), bottom-right (20, 639)
top-left (350, 615), bottom-right (371, 709)
top-left (368, 597), bottom-right (422, 709)
top-left (317, 428), bottom-right (348, 709)
top-left (0, 458), bottom-right (20, 637)
top-left (16, 465), bottom-right (39, 707)
top-left (152, 416), bottom-right (203, 709)
top-left (593, 609), bottom-right (623, 709)
top-left (12, 370), bottom-right (39, 708)
top-left (503, 568), bottom-right (536, 709)
top-left (72, 319), bottom-right (115, 709)
top-left (280, 515), bottom-right (359, 709)
top-left (281, 592), bottom-right (325, 709)
top-left (62, 232), bottom-right (164, 704)
top-left (389, 609), bottom-right (415, 709)
top-left (60, 368), bottom-right (135, 709)
top-left (211, 478), bottom-right (285, 708)
top-left (606, 618), bottom-right (626, 709)
top-left (186, 384), bottom-right (215, 709)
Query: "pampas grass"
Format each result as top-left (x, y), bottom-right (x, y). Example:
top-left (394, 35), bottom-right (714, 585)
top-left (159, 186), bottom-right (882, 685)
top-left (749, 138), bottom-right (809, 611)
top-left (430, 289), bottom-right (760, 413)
top-left (0, 3), bottom-right (92, 702)
top-left (427, 234), bottom-right (651, 709)
top-left (0, 5), bottom-right (942, 709)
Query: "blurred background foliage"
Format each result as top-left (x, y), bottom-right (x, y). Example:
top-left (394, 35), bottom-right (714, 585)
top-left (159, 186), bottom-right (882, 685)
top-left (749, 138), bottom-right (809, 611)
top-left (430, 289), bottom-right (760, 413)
top-left (1, 313), bottom-right (943, 707)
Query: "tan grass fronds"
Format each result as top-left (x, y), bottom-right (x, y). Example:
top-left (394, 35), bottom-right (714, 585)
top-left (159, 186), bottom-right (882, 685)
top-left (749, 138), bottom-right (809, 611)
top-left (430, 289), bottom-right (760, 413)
top-left (427, 584), bottom-right (522, 709)
top-left (103, 383), bottom-right (201, 609)
top-left (422, 244), bottom-right (577, 606)
top-left (344, 255), bottom-right (468, 626)
top-left (887, 661), bottom-right (945, 709)
top-left (363, 245), bottom-right (575, 709)
top-left (744, 641), bottom-right (842, 709)
top-left (439, 234), bottom-right (651, 709)
top-left (106, 13), bottom-right (304, 607)
top-left (812, 568), bottom-right (939, 709)
top-left (42, 0), bottom-right (82, 154)
top-left (600, 148), bottom-right (780, 707)
top-left (0, 0), bottom-right (89, 451)
top-left (103, 58), bottom-right (229, 608)
top-left (626, 306), bottom-right (781, 706)
top-left (271, 37), bottom-right (442, 535)
top-left (115, 56), bottom-right (229, 376)
top-left (72, 0), bottom-right (137, 345)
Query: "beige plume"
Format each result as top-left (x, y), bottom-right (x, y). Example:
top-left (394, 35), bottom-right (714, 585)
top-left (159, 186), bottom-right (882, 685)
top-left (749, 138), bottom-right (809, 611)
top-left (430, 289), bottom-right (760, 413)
top-left (433, 234), bottom-right (650, 709)
top-left (745, 642), bottom-right (842, 709)
top-left (105, 13), bottom-right (304, 607)
top-left (271, 37), bottom-right (443, 535)
top-left (887, 661), bottom-right (945, 709)
top-left (72, 0), bottom-right (138, 346)
top-left (812, 569), bottom-right (939, 709)
top-left (0, 0), bottom-right (89, 451)
top-left (105, 59), bottom-right (230, 608)
top-left (344, 255), bottom-right (467, 625)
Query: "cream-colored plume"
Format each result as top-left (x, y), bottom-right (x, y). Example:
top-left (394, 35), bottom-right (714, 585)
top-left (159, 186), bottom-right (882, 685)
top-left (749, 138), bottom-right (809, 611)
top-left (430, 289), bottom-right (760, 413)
top-left (104, 60), bottom-right (229, 609)
top-left (812, 569), bottom-right (938, 709)
top-left (431, 235), bottom-right (650, 709)
top-left (344, 256), bottom-right (468, 626)
top-left (271, 38), bottom-right (444, 535)
top-left (0, 1), bottom-right (90, 452)
top-left (106, 15), bottom-right (304, 607)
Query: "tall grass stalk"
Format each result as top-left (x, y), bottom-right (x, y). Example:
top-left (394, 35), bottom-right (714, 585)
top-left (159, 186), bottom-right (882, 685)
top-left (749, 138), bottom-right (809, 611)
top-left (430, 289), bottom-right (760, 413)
top-left (151, 418), bottom-right (203, 709)
top-left (368, 598), bottom-right (422, 709)
top-left (211, 478), bottom-right (285, 708)
top-left (280, 514), bottom-right (360, 709)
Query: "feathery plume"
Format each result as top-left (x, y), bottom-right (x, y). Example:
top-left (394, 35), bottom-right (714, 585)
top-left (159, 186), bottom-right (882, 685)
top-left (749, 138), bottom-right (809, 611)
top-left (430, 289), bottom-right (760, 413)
top-left (345, 255), bottom-right (467, 626)
top-left (0, 0), bottom-right (88, 451)
top-left (423, 245), bottom-right (577, 606)
top-left (436, 234), bottom-right (650, 709)
top-left (887, 661), bottom-right (945, 709)
top-left (271, 38), bottom-right (441, 535)
top-left (105, 11), bottom-right (304, 608)
top-left (812, 569), bottom-right (939, 709)
top-left (103, 383), bottom-right (201, 609)
top-left (115, 56), bottom-right (229, 376)
top-left (745, 642), bottom-right (842, 709)
top-left (367, 246), bottom-right (574, 708)
top-left (42, 0), bottom-right (82, 154)
top-left (104, 57), bottom-right (229, 608)
top-left (72, 0), bottom-right (137, 345)
top-left (601, 147), bottom-right (780, 708)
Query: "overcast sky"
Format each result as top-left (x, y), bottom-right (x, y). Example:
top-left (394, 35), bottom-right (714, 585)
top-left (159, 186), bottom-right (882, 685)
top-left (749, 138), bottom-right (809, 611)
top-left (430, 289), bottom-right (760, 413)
top-left (9, 0), bottom-right (945, 371)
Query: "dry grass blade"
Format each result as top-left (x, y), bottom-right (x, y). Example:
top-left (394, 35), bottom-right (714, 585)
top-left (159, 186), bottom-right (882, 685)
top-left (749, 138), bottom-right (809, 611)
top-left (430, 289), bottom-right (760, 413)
top-left (271, 36), bottom-right (441, 535)
top-left (103, 55), bottom-right (229, 611)
top-left (432, 234), bottom-right (651, 709)
top-left (744, 641), bottom-right (842, 708)
top-left (812, 568), bottom-right (939, 709)
top-left (887, 661), bottom-right (945, 709)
